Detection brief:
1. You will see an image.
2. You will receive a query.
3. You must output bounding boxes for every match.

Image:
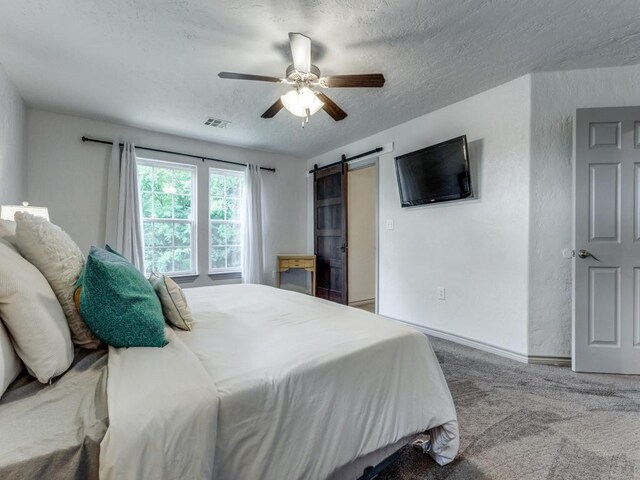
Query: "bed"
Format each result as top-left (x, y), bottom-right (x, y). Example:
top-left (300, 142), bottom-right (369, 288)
top-left (1, 284), bottom-right (458, 479)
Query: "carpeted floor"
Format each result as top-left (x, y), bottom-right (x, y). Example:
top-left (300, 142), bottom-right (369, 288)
top-left (352, 301), bottom-right (376, 314)
top-left (376, 336), bottom-right (640, 480)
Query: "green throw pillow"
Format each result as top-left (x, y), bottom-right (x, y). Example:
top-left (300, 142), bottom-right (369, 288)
top-left (77, 246), bottom-right (167, 348)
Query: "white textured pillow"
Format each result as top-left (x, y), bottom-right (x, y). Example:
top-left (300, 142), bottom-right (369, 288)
top-left (0, 219), bottom-right (16, 246)
top-left (14, 212), bottom-right (101, 349)
top-left (149, 272), bottom-right (193, 331)
top-left (0, 238), bottom-right (74, 383)
top-left (0, 320), bottom-right (22, 398)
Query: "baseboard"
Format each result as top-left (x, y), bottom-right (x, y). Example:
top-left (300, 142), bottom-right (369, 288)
top-left (349, 298), bottom-right (375, 307)
top-left (390, 318), bottom-right (571, 366)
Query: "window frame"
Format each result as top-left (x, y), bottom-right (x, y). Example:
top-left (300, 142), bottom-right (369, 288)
top-left (208, 167), bottom-right (243, 274)
top-left (137, 158), bottom-right (198, 277)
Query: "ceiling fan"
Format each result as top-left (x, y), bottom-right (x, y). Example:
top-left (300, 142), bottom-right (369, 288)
top-left (218, 33), bottom-right (385, 125)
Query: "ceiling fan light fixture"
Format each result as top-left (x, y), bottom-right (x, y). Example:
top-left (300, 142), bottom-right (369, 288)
top-left (308, 94), bottom-right (324, 115)
top-left (280, 90), bottom-right (305, 117)
top-left (280, 89), bottom-right (324, 118)
top-left (298, 87), bottom-right (316, 108)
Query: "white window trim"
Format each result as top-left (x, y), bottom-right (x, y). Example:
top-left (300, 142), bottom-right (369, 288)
top-left (209, 167), bottom-right (243, 275)
top-left (138, 158), bottom-right (198, 277)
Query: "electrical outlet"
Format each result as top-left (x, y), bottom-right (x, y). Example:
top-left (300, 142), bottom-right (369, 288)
top-left (437, 287), bottom-right (446, 300)
top-left (272, 270), bottom-right (276, 279)
top-left (385, 219), bottom-right (394, 230)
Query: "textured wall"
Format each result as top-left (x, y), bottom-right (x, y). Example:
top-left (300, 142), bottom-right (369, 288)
top-left (308, 76), bottom-right (532, 356)
top-left (0, 63), bottom-right (26, 204)
top-left (306, 64), bottom-right (640, 359)
top-left (26, 109), bottom-right (308, 288)
top-left (528, 65), bottom-right (640, 357)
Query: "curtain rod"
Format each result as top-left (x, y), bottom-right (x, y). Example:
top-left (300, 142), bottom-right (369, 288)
top-left (308, 147), bottom-right (383, 174)
top-left (81, 136), bottom-right (276, 172)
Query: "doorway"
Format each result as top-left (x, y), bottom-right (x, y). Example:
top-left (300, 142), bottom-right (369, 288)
top-left (347, 164), bottom-right (377, 312)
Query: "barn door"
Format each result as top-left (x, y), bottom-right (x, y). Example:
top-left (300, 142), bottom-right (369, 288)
top-left (574, 106), bottom-right (640, 374)
top-left (314, 162), bottom-right (348, 304)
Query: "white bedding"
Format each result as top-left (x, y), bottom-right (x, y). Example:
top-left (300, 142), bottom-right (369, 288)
top-left (101, 284), bottom-right (458, 480)
top-left (100, 328), bottom-right (219, 480)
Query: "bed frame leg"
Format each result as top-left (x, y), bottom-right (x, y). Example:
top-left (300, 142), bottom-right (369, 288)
top-left (356, 449), bottom-right (402, 480)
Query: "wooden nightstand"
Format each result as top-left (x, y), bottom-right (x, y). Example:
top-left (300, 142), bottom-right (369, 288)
top-left (277, 255), bottom-right (316, 296)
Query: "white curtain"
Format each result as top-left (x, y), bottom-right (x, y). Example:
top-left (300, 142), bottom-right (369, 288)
top-left (241, 164), bottom-right (264, 284)
top-left (105, 142), bottom-right (145, 271)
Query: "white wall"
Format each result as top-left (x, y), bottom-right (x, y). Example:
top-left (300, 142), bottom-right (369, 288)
top-left (307, 64), bottom-right (640, 360)
top-left (347, 165), bottom-right (376, 304)
top-left (308, 76), bottom-right (532, 356)
top-left (27, 109), bottom-right (308, 287)
top-left (0, 63), bottom-right (26, 204)
top-left (528, 64), bottom-right (640, 357)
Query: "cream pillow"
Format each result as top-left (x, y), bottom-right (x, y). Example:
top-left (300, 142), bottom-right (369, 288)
top-left (0, 219), bottom-right (16, 246)
top-left (149, 273), bottom-right (193, 331)
top-left (0, 238), bottom-right (74, 383)
top-left (14, 212), bottom-right (101, 349)
top-left (0, 320), bottom-right (22, 398)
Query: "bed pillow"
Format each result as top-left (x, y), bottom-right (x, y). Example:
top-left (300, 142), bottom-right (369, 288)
top-left (0, 320), bottom-right (22, 398)
top-left (77, 246), bottom-right (167, 348)
top-left (149, 272), bottom-right (193, 331)
top-left (0, 219), bottom-right (16, 246)
top-left (13, 212), bottom-right (101, 349)
top-left (0, 238), bottom-right (74, 383)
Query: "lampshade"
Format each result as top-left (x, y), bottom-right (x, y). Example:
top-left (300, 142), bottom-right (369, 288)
top-left (0, 202), bottom-right (50, 221)
top-left (280, 89), bottom-right (324, 118)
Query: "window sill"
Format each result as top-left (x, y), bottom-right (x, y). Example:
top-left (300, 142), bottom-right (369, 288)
top-left (166, 272), bottom-right (242, 284)
top-left (208, 271), bottom-right (242, 281)
top-left (169, 274), bottom-right (199, 284)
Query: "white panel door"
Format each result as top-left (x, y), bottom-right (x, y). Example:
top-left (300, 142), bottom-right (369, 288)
top-left (574, 107), bottom-right (640, 374)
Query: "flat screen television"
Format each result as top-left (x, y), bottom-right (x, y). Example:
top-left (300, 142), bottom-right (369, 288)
top-left (394, 135), bottom-right (472, 207)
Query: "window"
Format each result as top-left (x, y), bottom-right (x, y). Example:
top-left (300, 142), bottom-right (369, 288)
top-left (209, 168), bottom-right (243, 273)
top-left (138, 160), bottom-right (196, 276)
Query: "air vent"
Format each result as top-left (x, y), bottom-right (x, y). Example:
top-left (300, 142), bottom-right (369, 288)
top-left (204, 117), bottom-right (230, 128)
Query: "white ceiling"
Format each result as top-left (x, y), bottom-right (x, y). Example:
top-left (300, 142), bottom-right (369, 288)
top-left (1, 0), bottom-right (639, 158)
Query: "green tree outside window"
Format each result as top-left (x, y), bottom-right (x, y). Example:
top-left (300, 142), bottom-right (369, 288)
top-left (138, 161), bottom-right (196, 275)
top-left (209, 169), bottom-right (243, 272)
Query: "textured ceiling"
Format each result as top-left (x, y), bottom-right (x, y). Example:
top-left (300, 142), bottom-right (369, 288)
top-left (1, 0), bottom-right (639, 158)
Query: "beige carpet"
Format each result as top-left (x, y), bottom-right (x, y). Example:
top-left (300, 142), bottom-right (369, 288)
top-left (376, 336), bottom-right (640, 480)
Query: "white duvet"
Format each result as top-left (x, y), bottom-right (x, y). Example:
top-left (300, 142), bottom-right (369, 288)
top-left (100, 284), bottom-right (458, 480)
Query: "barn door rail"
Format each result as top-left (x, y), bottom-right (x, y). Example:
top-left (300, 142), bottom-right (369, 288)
top-left (308, 146), bottom-right (383, 174)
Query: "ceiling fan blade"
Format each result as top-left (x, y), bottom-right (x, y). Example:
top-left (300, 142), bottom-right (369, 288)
top-left (316, 92), bottom-right (347, 121)
top-left (218, 72), bottom-right (283, 83)
top-left (323, 74), bottom-right (385, 88)
top-left (261, 99), bottom-right (284, 118)
top-left (289, 32), bottom-right (311, 73)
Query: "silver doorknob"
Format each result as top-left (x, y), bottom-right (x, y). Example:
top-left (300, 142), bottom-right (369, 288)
top-left (577, 249), bottom-right (599, 261)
